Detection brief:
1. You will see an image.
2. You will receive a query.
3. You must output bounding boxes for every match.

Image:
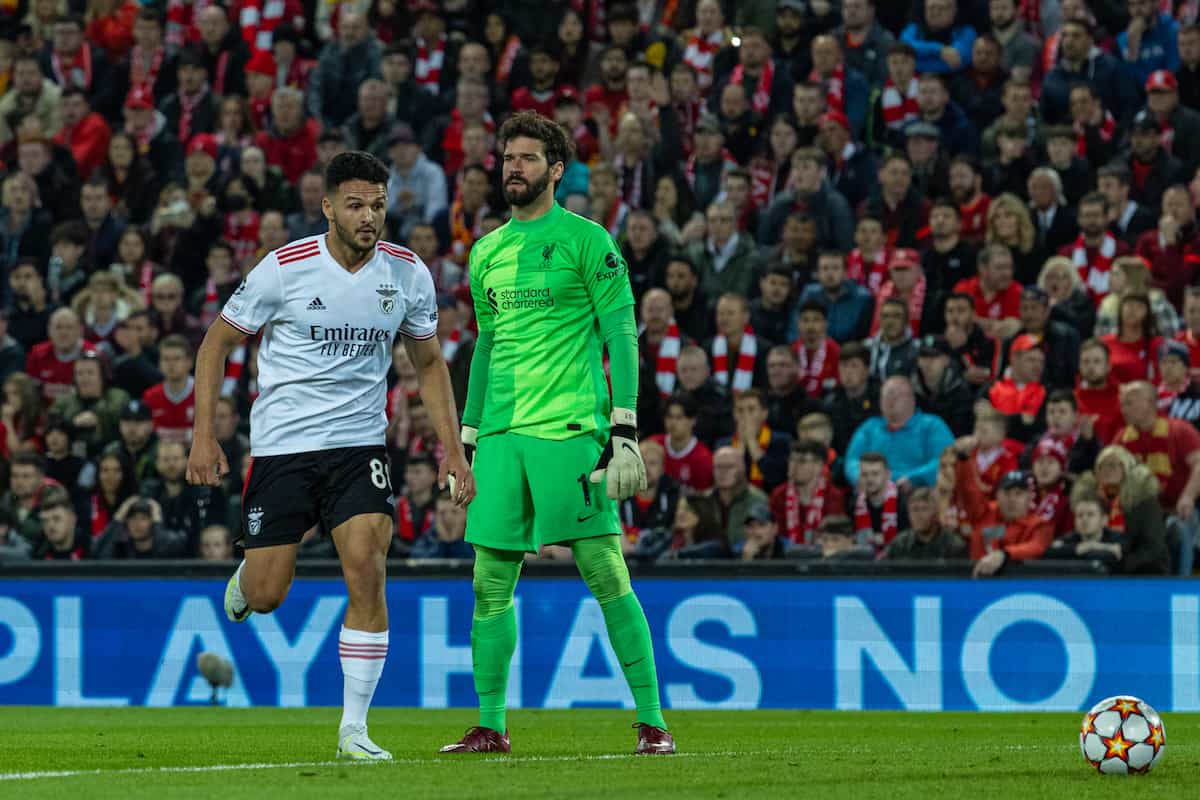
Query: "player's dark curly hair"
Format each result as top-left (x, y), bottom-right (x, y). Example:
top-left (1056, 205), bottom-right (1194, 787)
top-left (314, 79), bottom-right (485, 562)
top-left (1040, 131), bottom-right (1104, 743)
top-left (324, 151), bottom-right (389, 193)
top-left (497, 110), bottom-right (575, 171)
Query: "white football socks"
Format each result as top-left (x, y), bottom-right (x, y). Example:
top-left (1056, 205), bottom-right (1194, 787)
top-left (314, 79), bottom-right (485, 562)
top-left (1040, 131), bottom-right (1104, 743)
top-left (338, 626), bottom-right (388, 730)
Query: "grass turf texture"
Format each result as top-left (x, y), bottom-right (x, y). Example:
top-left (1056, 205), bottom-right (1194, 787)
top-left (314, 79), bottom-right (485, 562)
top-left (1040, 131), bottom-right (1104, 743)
top-left (1, 708), bottom-right (1198, 799)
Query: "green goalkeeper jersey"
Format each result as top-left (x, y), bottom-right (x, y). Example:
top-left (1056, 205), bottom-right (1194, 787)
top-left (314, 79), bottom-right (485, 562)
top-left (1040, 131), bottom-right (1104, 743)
top-left (468, 202), bottom-right (634, 440)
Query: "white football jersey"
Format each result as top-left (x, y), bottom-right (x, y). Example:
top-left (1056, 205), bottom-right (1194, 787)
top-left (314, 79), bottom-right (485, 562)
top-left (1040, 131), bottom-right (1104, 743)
top-left (220, 235), bottom-right (438, 457)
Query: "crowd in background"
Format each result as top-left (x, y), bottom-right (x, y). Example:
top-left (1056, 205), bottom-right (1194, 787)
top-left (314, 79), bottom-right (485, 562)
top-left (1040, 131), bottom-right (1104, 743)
top-left (2, 0), bottom-right (1200, 574)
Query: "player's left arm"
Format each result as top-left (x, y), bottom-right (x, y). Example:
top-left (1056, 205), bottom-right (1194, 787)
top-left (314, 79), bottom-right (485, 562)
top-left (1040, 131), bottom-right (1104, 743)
top-left (405, 334), bottom-right (475, 506)
top-left (583, 227), bottom-right (646, 500)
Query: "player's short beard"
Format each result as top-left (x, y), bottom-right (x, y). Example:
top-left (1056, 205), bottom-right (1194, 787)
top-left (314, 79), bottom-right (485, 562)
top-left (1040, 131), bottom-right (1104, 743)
top-left (332, 214), bottom-right (379, 257)
top-left (503, 169), bottom-right (552, 208)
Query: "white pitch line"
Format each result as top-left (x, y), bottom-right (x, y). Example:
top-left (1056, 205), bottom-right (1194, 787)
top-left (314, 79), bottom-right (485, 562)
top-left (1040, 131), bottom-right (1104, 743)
top-left (0, 751), bottom-right (752, 782)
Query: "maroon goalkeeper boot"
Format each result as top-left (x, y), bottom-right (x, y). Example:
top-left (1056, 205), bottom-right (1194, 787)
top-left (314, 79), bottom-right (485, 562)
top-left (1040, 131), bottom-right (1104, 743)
top-left (634, 723), bottom-right (675, 755)
top-left (439, 726), bottom-right (511, 754)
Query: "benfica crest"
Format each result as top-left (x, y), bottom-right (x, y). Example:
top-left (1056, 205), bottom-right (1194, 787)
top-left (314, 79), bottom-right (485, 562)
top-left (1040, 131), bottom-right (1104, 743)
top-left (377, 283), bottom-right (398, 314)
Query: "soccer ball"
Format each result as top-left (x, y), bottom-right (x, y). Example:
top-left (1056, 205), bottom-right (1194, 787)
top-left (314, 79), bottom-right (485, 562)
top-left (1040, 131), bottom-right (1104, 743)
top-left (1080, 696), bottom-right (1166, 775)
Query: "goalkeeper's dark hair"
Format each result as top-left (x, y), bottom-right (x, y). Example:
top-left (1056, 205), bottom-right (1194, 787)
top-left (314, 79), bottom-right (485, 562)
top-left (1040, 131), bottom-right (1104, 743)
top-left (498, 110), bottom-right (575, 172)
top-left (325, 151), bottom-right (389, 193)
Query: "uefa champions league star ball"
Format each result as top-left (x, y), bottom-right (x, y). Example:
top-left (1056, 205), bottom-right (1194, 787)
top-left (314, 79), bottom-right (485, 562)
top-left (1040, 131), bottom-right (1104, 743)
top-left (1080, 696), bottom-right (1166, 775)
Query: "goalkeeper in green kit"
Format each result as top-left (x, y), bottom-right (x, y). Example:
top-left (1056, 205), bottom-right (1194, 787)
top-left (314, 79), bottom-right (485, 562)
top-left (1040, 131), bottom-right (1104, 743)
top-left (439, 111), bottom-right (674, 756)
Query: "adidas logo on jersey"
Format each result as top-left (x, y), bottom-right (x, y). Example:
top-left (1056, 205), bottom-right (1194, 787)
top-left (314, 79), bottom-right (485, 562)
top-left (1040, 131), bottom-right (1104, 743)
top-left (307, 297), bottom-right (326, 311)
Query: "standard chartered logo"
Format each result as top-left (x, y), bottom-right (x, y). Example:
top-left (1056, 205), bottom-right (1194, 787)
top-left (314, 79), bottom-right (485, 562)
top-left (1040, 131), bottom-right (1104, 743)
top-left (491, 287), bottom-right (556, 313)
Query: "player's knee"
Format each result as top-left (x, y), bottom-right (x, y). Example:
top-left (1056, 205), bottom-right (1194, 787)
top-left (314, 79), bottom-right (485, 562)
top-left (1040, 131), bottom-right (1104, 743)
top-left (245, 580), bottom-right (290, 613)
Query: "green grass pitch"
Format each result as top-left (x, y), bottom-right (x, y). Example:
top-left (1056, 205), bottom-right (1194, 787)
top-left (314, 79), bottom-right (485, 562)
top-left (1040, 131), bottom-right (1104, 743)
top-left (1, 708), bottom-right (1198, 799)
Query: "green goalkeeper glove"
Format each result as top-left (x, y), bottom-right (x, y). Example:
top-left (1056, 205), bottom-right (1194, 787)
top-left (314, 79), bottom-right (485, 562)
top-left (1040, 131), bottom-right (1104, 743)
top-left (448, 425), bottom-right (477, 498)
top-left (589, 408), bottom-right (647, 500)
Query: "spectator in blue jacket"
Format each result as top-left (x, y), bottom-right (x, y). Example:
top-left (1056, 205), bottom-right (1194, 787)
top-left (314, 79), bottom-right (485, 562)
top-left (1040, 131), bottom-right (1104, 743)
top-left (900, 0), bottom-right (976, 75)
top-left (797, 251), bottom-right (875, 344)
top-left (844, 375), bottom-right (954, 488)
top-left (1042, 19), bottom-right (1141, 124)
top-left (810, 35), bottom-right (870, 139)
top-left (1117, 0), bottom-right (1180, 92)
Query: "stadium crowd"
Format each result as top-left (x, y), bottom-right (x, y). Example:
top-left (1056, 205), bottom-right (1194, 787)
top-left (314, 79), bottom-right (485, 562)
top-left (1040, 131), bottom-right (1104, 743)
top-left (1, 0), bottom-right (1199, 575)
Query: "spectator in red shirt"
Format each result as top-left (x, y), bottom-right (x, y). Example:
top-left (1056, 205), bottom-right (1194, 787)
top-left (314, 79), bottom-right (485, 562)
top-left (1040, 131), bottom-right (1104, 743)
top-left (770, 439), bottom-right (846, 545)
top-left (141, 333), bottom-right (194, 443)
top-left (950, 155), bottom-right (990, 244)
top-left (989, 333), bottom-right (1047, 427)
top-left (1134, 184), bottom-right (1200, 311)
top-left (25, 307), bottom-right (96, 405)
top-left (510, 43), bottom-right (560, 118)
top-left (584, 45), bottom-right (630, 136)
top-left (1099, 293), bottom-right (1162, 385)
top-left (1075, 337), bottom-right (1124, 444)
top-left (953, 448), bottom-right (1055, 574)
top-left (952, 242), bottom-right (1022, 340)
top-left (651, 394), bottom-right (714, 492)
top-left (54, 88), bottom-right (111, 180)
top-left (255, 86), bottom-right (317, 184)
top-left (1177, 286), bottom-right (1200, 379)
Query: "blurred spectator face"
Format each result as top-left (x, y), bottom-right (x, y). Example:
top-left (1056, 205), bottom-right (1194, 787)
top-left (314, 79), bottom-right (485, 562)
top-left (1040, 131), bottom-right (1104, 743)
top-left (838, 356), bottom-right (867, 390)
top-left (1096, 457), bottom-right (1124, 489)
top-left (759, 271), bottom-right (790, 307)
top-left (641, 441), bottom-right (666, 484)
top-left (905, 134), bottom-right (938, 167)
top-left (528, 51), bottom-right (557, 87)
top-left (108, 134), bottom-right (135, 169)
top-left (555, 102), bottom-right (583, 129)
top-left (1046, 135), bottom-right (1074, 168)
top-left (769, 118), bottom-right (798, 161)
top-left (338, 11), bottom-right (369, 47)
top-left (1073, 500), bottom-right (1104, 537)
top-left (783, 215), bottom-right (816, 252)
top-left (798, 308), bottom-right (826, 346)
top-left (981, 249), bottom-right (1014, 290)
top-left (391, 137), bottom-right (422, 170)
top-left (713, 447), bottom-right (745, 490)
top-left (259, 211), bottom-right (287, 251)
top-left (639, 288), bottom-right (671, 333)
top-left (1045, 399), bottom-right (1077, 434)
top-left (792, 85), bottom-right (824, 124)
top-left (714, 295), bottom-right (747, 337)
top-left (616, 113), bottom-right (646, 154)
top-left (917, 77), bottom-right (948, 115)
top-left (696, 0), bottom-right (723, 33)
top-left (693, 128), bottom-right (722, 160)
top-left (1042, 265), bottom-right (1074, 302)
top-left (627, 212), bottom-right (657, 253)
top-left (1013, 348), bottom-right (1045, 384)
top-left (1148, 85), bottom-right (1178, 117)
top-left (886, 51), bottom-right (916, 85)
top-left (129, 313), bottom-right (156, 347)
top-left (404, 460), bottom-right (437, 496)
top-left (706, 204), bottom-right (736, 244)
top-left (811, 36), bottom-right (840, 75)
top-left (991, 204), bottom-right (1020, 242)
top-left (299, 173), bottom-right (324, 215)
top-left (159, 344), bottom-right (193, 382)
top-left (435, 497), bottom-right (467, 541)
top-left (44, 426), bottom-right (69, 455)
top-left (558, 9), bottom-right (583, 44)
top-left (908, 495), bottom-right (936, 532)
top-left (890, 263), bottom-right (919, 293)
top-left (676, 350), bottom-right (709, 390)
top-left (1060, 23), bottom-right (1091, 62)
top-left (842, 0), bottom-right (871, 27)
top-left (126, 510), bottom-right (153, 541)
top-left (456, 43), bottom-right (490, 79)
top-left (664, 401), bottom-right (697, 441)
top-left (670, 65), bottom-right (698, 103)
top-left (880, 378), bottom-right (915, 426)
top-left (271, 90), bottom-right (303, 133)
top-left (407, 224), bottom-right (438, 261)
top-left (1027, 173), bottom-right (1058, 209)
top-left (997, 486), bottom-right (1031, 521)
top-left (1163, 354), bottom-right (1190, 386)
top-left (81, 183), bottom-right (111, 224)
top-left (49, 311), bottom-right (82, 352)
top-left (600, 48), bottom-right (628, 84)
top-left (859, 459), bottom-right (889, 495)
top-left (925, 0), bottom-right (956, 30)
top-left (153, 279), bottom-right (183, 316)
top-left (17, 140), bottom-right (49, 178)
top-left (665, 259), bottom-right (698, 299)
top-left (1077, 200), bottom-right (1107, 238)
top-left (791, 155), bottom-right (823, 193)
top-left (1128, 0), bottom-right (1155, 21)
top-left (40, 505), bottom-right (75, 548)
top-left (819, 117), bottom-right (849, 155)
top-left (776, 4), bottom-right (803, 36)
top-left (816, 254), bottom-right (845, 288)
top-left (1078, 344), bottom-right (1110, 384)
top-left (381, 51), bottom-right (412, 85)
top-left (788, 447), bottom-right (821, 486)
top-left (930, 204), bottom-right (959, 237)
top-left (739, 32), bottom-right (769, 70)
top-left (459, 81), bottom-right (490, 120)
top-left (461, 168), bottom-right (491, 208)
top-left (972, 37), bottom-right (1001, 73)
top-left (10, 462), bottom-right (41, 499)
top-left (627, 66), bottom-right (652, 102)
top-left (1163, 186), bottom-right (1195, 223)
top-left (608, 16), bottom-right (637, 47)
top-left (719, 84), bottom-right (748, 120)
top-left (1185, 292), bottom-right (1200, 333)
top-left (917, 350), bottom-right (949, 387)
top-left (197, 6), bottom-right (228, 47)
top-left (674, 497), bottom-right (699, 536)
top-left (156, 441), bottom-right (188, 481)
top-left (74, 358), bottom-right (103, 397)
top-left (1182, 28), bottom-right (1200, 66)
top-left (878, 302), bottom-right (907, 340)
top-left (767, 349), bottom-right (798, 391)
top-left (62, 92), bottom-right (89, 126)
top-left (975, 415), bottom-right (1004, 448)
top-left (13, 59), bottom-right (41, 94)
top-left (855, 217), bottom-right (884, 253)
top-left (178, 62), bottom-right (206, 94)
top-left (879, 158), bottom-right (911, 198)
top-left (240, 147), bottom-right (266, 184)
top-left (200, 526), bottom-right (233, 560)
top-left (1120, 383), bottom-right (1158, 428)
top-left (133, 15), bottom-right (162, 49)
top-left (273, 38), bottom-right (297, 65)
top-left (214, 399), bottom-right (238, 440)
top-left (745, 517), bottom-right (779, 547)
top-left (1002, 82), bottom-right (1032, 119)
top-left (52, 19), bottom-right (83, 55)
top-left (435, 302), bottom-right (458, 339)
top-left (989, 0), bottom-right (1016, 27)
top-left (1068, 86), bottom-right (1097, 124)
top-left (2, 175), bottom-right (33, 214)
top-left (1019, 293), bottom-right (1050, 332)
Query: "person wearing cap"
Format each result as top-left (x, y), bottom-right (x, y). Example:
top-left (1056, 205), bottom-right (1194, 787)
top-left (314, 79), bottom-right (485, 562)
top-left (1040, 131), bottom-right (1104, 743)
top-left (738, 501), bottom-right (788, 560)
top-left (1117, 0), bottom-right (1180, 91)
top-left (1041, 19), bottom-right (1139, 125)
top-left (1158, 338), bottom-right (1200, 421)
top-left (1070, 447), bottom-right (1170, 574)
top-left (92, 494), bottom-right (188, 559)
top-left (913, 334), bottom-right (974, 436)
top-left (989, 333), bottom-right (1047, 428)
top-left (771, 0), bottom-right (810, 80)
top-left (900, 0), bottom-right (976, 75)
top-left (161, 48), bottom-right (218, 145)
top-left (1012, 284), bottom-right (1080, 392)
top-left (1134, 185), bottom-right (1200, 310)
top-left (904, 120), bottom-right (948, 200)
top-left (1029, 436), bottom-right (1073, 535)
top-left (951, 435), bottom-right (1055, 573)
top-left (122, 84), bottom-right (184, 182)
top-left (104, 398), bottom-right (159, 483)
top-left (871, 248), bottom-right (931, 338)
top-left (818, 110), bottom-right (876, 209)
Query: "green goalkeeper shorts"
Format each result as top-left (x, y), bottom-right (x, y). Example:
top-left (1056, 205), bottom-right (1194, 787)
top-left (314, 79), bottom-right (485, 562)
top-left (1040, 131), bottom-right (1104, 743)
top-left (466, 430), bottom-right (620, 552)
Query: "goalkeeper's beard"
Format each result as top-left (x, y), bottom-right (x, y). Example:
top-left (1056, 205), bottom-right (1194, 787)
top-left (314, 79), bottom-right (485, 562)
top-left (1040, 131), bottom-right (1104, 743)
top-left (503, 171), bottom-right (552, 208)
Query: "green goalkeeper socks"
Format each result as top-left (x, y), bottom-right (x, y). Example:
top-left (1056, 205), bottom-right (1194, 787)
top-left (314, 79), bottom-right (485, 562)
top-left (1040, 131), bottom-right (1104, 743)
top-left (471, 545), bottom-right (523, 734)
top-left (573, 536), bottom-right (668, 731)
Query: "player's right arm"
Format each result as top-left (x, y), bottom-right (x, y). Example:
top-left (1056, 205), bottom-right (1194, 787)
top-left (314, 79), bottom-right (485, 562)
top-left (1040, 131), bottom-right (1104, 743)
top-left (187, 260), bottom-right (283, 487)
top-left (461, 243), bottom-right (496, 442)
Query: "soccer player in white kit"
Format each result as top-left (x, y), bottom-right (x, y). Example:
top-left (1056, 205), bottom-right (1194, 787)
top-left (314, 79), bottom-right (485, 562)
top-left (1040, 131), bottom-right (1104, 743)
top-left (186, 152), bottom-right (474, 760)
